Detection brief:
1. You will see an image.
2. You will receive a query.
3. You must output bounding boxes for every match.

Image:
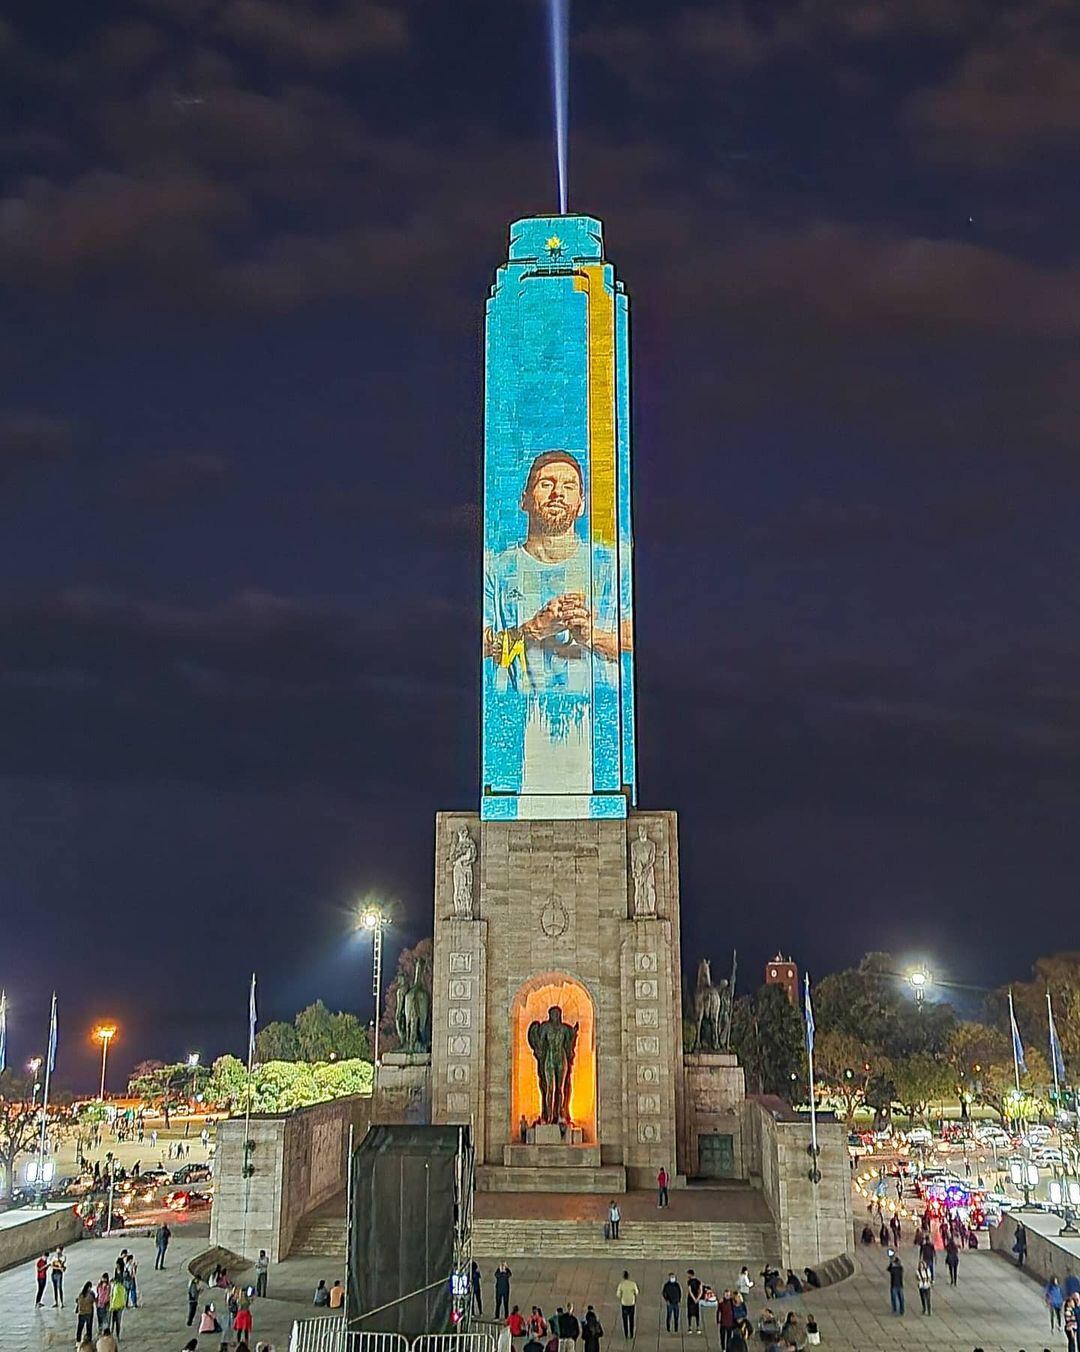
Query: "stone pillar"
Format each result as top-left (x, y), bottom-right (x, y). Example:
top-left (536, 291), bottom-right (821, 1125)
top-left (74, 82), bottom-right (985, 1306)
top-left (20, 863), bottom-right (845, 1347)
top-left (682, 1052), bottom-right (747, 1179)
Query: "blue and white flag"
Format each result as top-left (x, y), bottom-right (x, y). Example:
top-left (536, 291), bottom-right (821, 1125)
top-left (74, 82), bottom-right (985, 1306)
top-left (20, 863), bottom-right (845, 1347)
top-left (46, 993), bottom-right (57, 1075)
top-left (1009, 989), bottom-right (1027, 1077)
top-left (1049, 992), bottom-right (1067, 1084)
top-left (0, 990), bottom-right (6, 1075)
top-left (248, 973), bottom-right (257, 1067)
top-left (804, 974), bottom-right (815, 1055)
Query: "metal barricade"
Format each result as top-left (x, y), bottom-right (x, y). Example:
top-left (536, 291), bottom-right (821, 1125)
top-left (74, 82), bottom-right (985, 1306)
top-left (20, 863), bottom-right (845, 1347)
top-left (414, 1336), bottom-right (496, 1352)
top-left (289, 1326), bottom-right (496, 1352)
top-left (289, 1322), bottom-right (410, 1352)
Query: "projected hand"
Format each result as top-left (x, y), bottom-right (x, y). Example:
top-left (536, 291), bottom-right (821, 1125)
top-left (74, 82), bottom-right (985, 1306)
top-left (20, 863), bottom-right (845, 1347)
top-left (523, 597), bottom-right (571, 642)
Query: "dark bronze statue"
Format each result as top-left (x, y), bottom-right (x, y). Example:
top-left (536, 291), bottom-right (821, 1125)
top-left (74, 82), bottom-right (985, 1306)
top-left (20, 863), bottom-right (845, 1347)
top-left (526, 1005), bottom-right (579, 1124)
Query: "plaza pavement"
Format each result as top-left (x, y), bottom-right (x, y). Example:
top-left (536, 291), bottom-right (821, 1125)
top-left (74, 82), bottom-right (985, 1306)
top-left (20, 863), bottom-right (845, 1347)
top-left (473, 1243), bottom-right (1055, 1352)
top-left (0, 1223), bottom-right (344, 1352)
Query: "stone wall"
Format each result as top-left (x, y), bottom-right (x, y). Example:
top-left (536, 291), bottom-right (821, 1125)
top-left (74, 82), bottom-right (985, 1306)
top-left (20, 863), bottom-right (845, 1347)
top-left (990, 1211), bottom-right (1080, 1284)
top-left (682, 1052), bottom-right (746, 1179)
top-left (0, 1204), bottom-right (83, 1273)
top-left (741, 1098), bottom-right (853, 1270)
top-left (431, 810), bottom-right (685, 1190)
top-left (210, 1094), bottom-right (370, 1262)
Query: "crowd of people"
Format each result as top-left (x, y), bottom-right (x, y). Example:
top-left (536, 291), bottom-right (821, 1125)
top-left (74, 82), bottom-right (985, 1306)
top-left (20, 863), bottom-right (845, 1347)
top-left (477, 1261), bottom-right (822, 1352)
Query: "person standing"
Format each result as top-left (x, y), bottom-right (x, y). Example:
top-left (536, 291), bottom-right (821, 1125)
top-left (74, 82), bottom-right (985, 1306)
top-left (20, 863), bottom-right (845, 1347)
top-left (187, 1275), bottom-right (203, 1327)
top-left (717, 1290), bottom-right (735, 1350)
top-left (919, 1234), bottom-right (935, 1278)
top-left (1066, 1292), bottom-right (1079, 1352)
top-left (95, 1273), bottom-right (111, 1333)
top-left (608, 1200), bottom-right (621, 1240)
top-left (662, 1273), bottom-right (682, 1334)
top-left (154, 1221), bottom-right (172, 1270)
top-left (471, 1261), bottom-right (483, 1317)
top-left (657, 1166), bottom-right (669, 1208)
top-left (916, 1259), bottom-right (933, 1315)
top-left (1047, 1276), bottom-right (1066, 1331)
top-left (945, 1238), bottom-right (959, 1286)
top-left (235, 1304), bottom-right (254, 1343)
top-left (255, 1251), bottom-right (269, 1298)
top-left (735, 1268), bottom-right (753, 1300)
top-left (495, 1263), bottom-right (513, 1321)
top-left (51, 1247), bottom-right (67, 1308)
top-left (582, 1306), bottom-right (603, 1352)
top-left (887, 1254), bottom-right (904, 1316)
top-left (686, 1270), bottom-right (702, 1334)
top-left (616, 1271), bottom-right (638, 1339)
top-left (76, 1282), bottom-right (96, 1342)
top-left (561, 1303), bottom-right (581, 1352)
top-left (124, 1251), bottom-right (139, 1308)
top-left (34, 1252), bottom-right (48, 1307)
top-left (109, 1275), bottom-right (127, 1335)
top-left (1014, 1221), bottom-right (1028, 1267)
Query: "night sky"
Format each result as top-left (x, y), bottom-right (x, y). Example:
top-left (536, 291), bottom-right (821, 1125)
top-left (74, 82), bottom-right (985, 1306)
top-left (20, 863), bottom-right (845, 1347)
top-left (3, 0), bottom-right (1080, 1090)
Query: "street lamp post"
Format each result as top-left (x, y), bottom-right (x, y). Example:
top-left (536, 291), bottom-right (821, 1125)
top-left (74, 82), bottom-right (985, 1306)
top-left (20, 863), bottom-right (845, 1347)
top-left (27, 1058), bottom-right (42, 1105)
top-left (94, 1025), bottom-right (117, 1101)
top-left (359, 906), bottom-right (390, 1067)
top-left (187, 1053), bottom-right (200, 1099)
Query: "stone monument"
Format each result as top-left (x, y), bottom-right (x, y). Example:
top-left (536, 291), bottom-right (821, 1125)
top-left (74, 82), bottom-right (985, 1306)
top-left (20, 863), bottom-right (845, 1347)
top-left (430, 216), bottom-right (687, 1190)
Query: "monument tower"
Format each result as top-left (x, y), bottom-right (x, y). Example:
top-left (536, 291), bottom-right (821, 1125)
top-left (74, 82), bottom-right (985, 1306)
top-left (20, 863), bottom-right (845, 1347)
top-left (430, 215), bottom-right (690, 1190)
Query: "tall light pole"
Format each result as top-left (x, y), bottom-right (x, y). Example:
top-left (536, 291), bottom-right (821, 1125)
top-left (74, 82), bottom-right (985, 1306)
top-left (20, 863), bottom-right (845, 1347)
top-left (27, 1057), bottom-right (42, 1105)
top-left (359, 906), bottom-right (390, 1067)
top-left (94, 1025), bottom-right (117, 1101)
top-left (187, 1052), bottom-right (200, 1099)
top-left (907, 967), bottom-right (932, 1005)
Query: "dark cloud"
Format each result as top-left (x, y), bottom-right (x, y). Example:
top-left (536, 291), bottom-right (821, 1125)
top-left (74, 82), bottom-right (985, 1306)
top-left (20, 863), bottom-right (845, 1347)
top-left (906, 28), bottom-right (1080, 165)
top-left (113, 452), bottom-right (231, 505)
top-left (216, 0), bottom-right (408, 67)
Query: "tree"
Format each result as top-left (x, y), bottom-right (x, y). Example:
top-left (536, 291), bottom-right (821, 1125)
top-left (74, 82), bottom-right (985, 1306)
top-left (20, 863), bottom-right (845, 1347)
top-left (295, 1001), bottom-right (338, 1062)
top-left (127, 1061), bottom-right (196, 1109)
top-left (813, 951), bottom-right (956, 1058)
top-left (1005, 953), bottom-right (1080, 1081)
top-left (328, 1011), bottom-right (370, 1061)
top-left (731, 985), bottom-right (806, 1099)
top-left (202, 1054), bottom-right (372, 1114)
top-left (255, 1021), bottom-right (301, 1063)
top-left (889, 1054), bottom-right (953, 1125)
top-left (0, 1072), bottom-right (41, 1201)
top-left (814, 1031), bottom-right (875, 1129)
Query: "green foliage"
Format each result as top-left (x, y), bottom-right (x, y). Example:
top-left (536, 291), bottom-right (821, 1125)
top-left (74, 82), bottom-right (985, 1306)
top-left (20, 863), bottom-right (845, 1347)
top-left (202, 1054), bottom-right (373, 1113)
top-left (253, 1004), bottom-right (369, 1064)
top-left (889, 1053), bottom-right (953, 1124)
top-left (814, 952), bottom-right (956, 1059)
top-left (255, 1021), bottom-right (300, 1063)
top-left (127, 1061), bottom-right (200, 1106)
top-left (814, 1030), bottom-right (875, 1128)
top-left (0, 1072), bottom-right (51, 1201)
top-left (731, 984), bottom-right (806, 1099)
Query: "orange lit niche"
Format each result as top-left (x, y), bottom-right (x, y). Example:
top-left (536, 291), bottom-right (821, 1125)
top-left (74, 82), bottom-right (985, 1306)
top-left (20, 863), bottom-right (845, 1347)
top-left (510, 974), bottom-right (596, 1144)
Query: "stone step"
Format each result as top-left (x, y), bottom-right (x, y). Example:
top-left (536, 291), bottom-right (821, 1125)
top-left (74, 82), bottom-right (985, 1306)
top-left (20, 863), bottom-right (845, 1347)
top-left (478, 1166), bottom-right (627, 1193)
top-left (471, 1218), bottom-right (780, 1261)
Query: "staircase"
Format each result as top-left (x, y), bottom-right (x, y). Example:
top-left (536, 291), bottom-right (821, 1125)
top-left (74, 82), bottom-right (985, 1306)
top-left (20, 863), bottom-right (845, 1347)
top-left (471, 1217), bottom-right (780, 1262)
top-left (291, 1195), bottom-right (347, 1259)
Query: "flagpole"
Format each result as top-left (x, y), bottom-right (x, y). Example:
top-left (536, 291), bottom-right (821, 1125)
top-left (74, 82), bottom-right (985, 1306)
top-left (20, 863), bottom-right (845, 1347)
top-left (804, 974), bottom-right (819, 1179)
top-left (244, 973), bottom-right (256, 1169)
top-left (36, 993), bottom-right (56, 1209)
top-left (0, 990), bottom-right (7, 1075)
top-left (1009, 988), bottom-right (1022, 1096)
top-left (1049, 988), bottom-right (1062, 1104)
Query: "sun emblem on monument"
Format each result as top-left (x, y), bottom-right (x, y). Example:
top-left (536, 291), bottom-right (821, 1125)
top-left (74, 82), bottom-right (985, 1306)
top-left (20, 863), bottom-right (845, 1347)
top-left (545, 235), bottom-right (564, 260)
top-left (540, 895), bottom-right (569, 937)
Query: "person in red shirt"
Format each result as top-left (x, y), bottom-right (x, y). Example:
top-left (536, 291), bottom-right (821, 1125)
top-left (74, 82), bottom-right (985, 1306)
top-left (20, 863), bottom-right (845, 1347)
top-left (507, 1306), bottom-right (527, 1338)
top-left (233, 1305), bottom-right (253, 1340)
top-left (657, 1167), bottom-right (669, 1208)
top-left (34, 1253), bottom-right (48, 1307)
top-left (527, 1308), bottom-right (548, 1339)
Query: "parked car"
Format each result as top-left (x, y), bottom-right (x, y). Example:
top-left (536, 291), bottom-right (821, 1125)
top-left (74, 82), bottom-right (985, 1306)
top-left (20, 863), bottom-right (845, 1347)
top-left (165, 1188), bottom-right (210, 1211)
top-left (171, 1162), bottom-right (213, 1185)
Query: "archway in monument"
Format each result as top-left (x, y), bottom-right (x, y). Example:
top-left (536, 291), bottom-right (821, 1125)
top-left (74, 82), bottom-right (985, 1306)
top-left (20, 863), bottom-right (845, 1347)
top-left (510, 973), bottom-right (597, 1145)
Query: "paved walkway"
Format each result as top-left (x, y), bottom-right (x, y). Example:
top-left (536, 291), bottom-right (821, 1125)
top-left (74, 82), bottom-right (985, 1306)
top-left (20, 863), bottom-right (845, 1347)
top-left (0, 1224), bottom-right (343, 1352)
top-left (474, 1244), bottom-right (1056, 1352)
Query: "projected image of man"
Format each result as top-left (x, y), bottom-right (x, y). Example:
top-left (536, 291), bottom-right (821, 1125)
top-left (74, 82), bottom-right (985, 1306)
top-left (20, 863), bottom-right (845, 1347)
top-left (483, 450), bottom-right (623, 794)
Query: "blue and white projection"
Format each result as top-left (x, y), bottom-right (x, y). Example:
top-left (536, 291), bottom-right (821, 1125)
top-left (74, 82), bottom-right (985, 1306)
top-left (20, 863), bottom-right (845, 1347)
top-left (481, 215), bottom-right (636, 821)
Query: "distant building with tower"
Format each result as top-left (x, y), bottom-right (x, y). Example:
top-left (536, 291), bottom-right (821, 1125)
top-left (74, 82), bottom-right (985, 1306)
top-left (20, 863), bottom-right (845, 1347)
top-left (765, 953), bottom-right (799, 1005)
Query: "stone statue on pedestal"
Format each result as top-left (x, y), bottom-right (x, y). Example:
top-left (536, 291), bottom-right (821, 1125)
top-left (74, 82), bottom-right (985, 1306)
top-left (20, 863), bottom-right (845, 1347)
top-left (395, 955), bottom-right (431, 1052)
top-left (527, 1005), bottom-right (579, 1124)
top-left (692, 958), bottom-right (731, 1052)
top-left (448, 827), bottom-right (477, 918)
top-left (630, 823), bottom-right (657, 916)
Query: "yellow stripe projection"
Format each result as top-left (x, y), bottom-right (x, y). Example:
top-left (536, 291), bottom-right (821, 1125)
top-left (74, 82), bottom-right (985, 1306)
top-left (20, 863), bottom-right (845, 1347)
top-left (574, 266), bottom-right (616, 548)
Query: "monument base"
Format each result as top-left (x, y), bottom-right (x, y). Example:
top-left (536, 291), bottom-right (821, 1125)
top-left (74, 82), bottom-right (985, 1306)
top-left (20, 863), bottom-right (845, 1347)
top-left (374, 1052), bottom-right (432, 1126)
top-left (683, 1051), bottom-right (747, 1180)
top-left (478, 1163), bottom-right (627, 1193)
top-left (502, 1143), bottom-right (601, 1167)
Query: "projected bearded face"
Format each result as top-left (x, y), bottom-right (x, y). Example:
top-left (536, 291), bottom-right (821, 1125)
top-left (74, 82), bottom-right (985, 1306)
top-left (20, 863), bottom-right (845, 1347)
top-left (523, 457), bottom-right (584, 536)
